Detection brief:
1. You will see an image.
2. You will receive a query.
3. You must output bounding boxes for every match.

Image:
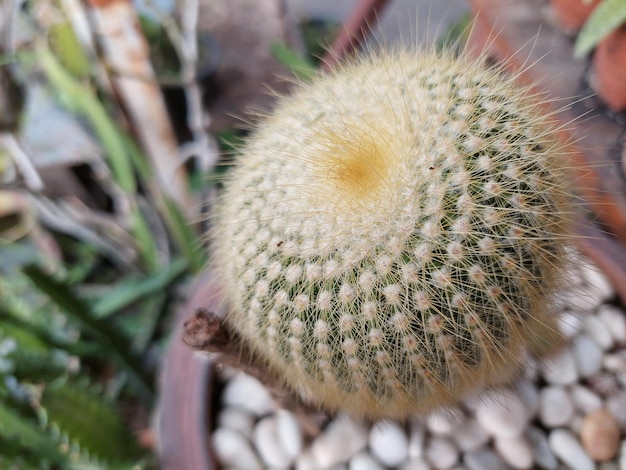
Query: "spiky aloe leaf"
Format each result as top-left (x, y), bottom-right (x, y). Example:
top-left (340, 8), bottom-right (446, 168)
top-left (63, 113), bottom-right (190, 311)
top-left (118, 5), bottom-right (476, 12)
top-left (10, 348), bottom-right (70, 383)
top-left (40, 381), bottom-right (144, 464)
top-left (22, 264), bottom-right (154, 404)
top-left (0, 436), bottom-right (47, 470)
top-left (575, 0), bottom-right (626, 57)
top-left (0, 318), bottom-right (49, 352)
top-left (0, 402), bottom-right (68, 466)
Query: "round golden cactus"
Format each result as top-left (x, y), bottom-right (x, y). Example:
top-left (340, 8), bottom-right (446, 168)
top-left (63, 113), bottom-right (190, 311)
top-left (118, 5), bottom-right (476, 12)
top-left (211, 47), bottom-right (573, 419)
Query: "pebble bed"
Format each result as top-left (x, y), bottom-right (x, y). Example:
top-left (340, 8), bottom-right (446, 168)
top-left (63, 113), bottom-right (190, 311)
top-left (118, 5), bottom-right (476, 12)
top-left (211, 259), bottom-right (626, 469)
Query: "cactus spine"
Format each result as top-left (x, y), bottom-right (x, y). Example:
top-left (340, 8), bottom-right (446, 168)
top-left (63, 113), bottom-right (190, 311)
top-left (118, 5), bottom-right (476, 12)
top-left (211, 48), bottom-right (573, 419)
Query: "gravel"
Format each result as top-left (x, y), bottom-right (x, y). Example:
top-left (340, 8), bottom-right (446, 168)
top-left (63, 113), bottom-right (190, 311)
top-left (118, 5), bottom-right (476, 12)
top-left (211, 258), bottom-right (626, 469)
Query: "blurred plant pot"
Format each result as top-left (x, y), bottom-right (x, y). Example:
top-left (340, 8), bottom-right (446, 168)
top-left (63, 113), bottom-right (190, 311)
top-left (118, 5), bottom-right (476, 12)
top-left (157, 271), bottom-right (218, 470)
top-left (550, 0), bottom-right (602, 32)
top-left (591, 24), bottom-right (626, 111)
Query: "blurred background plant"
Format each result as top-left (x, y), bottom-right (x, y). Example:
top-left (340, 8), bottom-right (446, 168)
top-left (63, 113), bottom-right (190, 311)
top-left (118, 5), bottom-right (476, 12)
top-left (574, 0), bottom-right (626, 57)
top-left (0, 0), bottom-right (221, 466)
top-left (0, 0), bottom-right (337, 464)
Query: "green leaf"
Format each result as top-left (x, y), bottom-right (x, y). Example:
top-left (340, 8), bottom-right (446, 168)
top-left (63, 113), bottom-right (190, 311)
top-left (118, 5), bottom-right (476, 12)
top-left (0, 435), bottom-right (50, 469)
top-left (161, 196), bottom-right (206, 273)
top-left (0, 319), bottom-right (49, 353)
top-left (37, 47), bottom-right (137, 194)
top-left (10, 348), bottom-right (70, 383)
top-left (436, 13), bottom-right (473, 54)
top-left (574, 0), bottom-right (626, 57)
top-left (48, 22), bottom-right (91, 79)
top-left (22, 265), bottom-right (154, 404)
top-left (0, 402), bottom-right (68, 466)
top-left (92, 257), bottom-right (186, 317)
top-left (271, 42), bottom-right (317, 82)
top-left (128, 204), bottom-right (159, 273)
top-left (41, 381), bottom-right (144, 463)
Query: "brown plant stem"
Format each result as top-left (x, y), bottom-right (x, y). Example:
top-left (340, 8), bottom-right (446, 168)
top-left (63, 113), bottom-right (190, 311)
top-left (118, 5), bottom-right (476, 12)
top-left (183, 308), bottom-right (329, 437)
top-left (321, 0), bottom-right (393, 71)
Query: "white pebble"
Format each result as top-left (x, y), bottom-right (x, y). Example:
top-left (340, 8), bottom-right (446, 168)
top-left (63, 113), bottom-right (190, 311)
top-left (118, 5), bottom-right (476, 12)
top-left (369, 420), bottom-right (409, 468)
top-left (217, 407), bottom-right (255, 437)
top-left (514, 380), bottom-right (540, 418)
top-left (426, 408), bottom-right (463, 435)
top-left (569, 413), bottom-right (584, 433)
top-left (451, 418), bottom-right (490, 451)
top-left (276, 409), bottom-right (303, 460)
top-left (539, 386), bottom-right (574, 427)
top-left (549, 428), bottom-right (594, 470)
top-left (476, 388), bottom-right (530, 437)
top-left (606, 391), bottom-right (626, 429)
top-left (603, 353), bottom-right (626, 374)
top-left (521, 352), bottom-right (540, 382)
top-left (572, 334), bottom-right (604, 377)
top-left (424, 436), bottom-right (459, 469)
top-left (349, 451), bottom-right (384, 470)
top-left (399, 457), bottom-right (431, 470)
top-left (463, 448), bottom-right (509, 470)
top-left (540, 349), bottom-right (578, 385)
top-left (212, 427), bottom-right (263, 470)
top-left (598, 305), bottom-right (626, 344)
top-left (408, 421), bottom-right (425, 459)
top-left (311, 414), bottom-right (368, 468)
top-left (580, 264), bottom-right (614, 302)
top-left (253, 415), bottom-right (293, 468)
top-left (462, 392), bottom-right (485, 411)
top-left (562, 288), bottom-right (600, 313)
top-left (526, 426), bottom-right (558, 470)
top-left (558, 310), bottom-right (584, 338)
top-left (570, 385), bottom-right (603, 414)
top-left (221, 373), bottom-right (275, 416)
top-left (619, 439), bottom-right (626, 470)
top-left (295, 450), bottom-right (317, 470)
top-left (494, 434), bottom-right (533, 469)
top-left (585, 316), bottom-right (614, 351)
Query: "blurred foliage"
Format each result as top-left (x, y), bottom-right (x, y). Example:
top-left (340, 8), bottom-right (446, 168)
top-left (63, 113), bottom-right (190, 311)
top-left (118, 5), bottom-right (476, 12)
top-left (575, 0), bottom-right (626, 57)
top-left (0, 244), bottom-right (155, 468)
top-left (0, 0), bottom-right (211, 466)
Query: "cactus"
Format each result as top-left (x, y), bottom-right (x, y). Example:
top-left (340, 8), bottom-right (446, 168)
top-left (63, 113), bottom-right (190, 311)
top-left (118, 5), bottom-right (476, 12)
top-left (211, 48), bottom-right (574, 419)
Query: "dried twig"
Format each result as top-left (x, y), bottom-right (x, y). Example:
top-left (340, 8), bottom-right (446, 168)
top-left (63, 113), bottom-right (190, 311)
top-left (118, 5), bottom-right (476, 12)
top-left (0, 134), bottom-right (44, 192)
top-left (183, 308), bottom-right (329, 437)
top-left (177, 0), bottom-right (220, 175)
top-left (83, 0), bottom-right (191, 214)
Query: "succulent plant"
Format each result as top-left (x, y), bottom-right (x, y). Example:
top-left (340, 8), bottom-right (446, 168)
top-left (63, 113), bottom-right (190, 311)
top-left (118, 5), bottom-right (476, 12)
top-left (211, 48), bottom-right (574, 419)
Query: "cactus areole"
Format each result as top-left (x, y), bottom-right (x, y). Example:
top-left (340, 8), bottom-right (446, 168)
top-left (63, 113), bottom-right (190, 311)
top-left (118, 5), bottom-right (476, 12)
top-left (212, 49), bottom-right (573, 419)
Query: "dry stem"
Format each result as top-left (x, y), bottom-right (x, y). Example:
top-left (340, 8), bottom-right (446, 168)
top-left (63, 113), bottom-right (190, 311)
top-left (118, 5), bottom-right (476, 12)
top-left (183, 308), bottom-right (329, 437)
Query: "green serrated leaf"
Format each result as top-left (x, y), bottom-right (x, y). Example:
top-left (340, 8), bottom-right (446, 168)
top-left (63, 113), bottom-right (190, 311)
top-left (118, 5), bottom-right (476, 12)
top-left (0, 436), bottom-right (46, 469)
top-left (10, 348), bottom-right (70, 382)
top-left (575, 0), bottom-right (626, 57)
top-left (0, 402), bottom-right (68, 466)
top-left (41, 381), bottom-right (144, 463)
top-left (22, 265), bottom-right (154, 404)
top-left (0, 319), bottom-right (49, 353)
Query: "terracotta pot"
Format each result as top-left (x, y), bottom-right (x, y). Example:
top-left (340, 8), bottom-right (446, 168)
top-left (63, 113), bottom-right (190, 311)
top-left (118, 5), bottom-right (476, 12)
top-left (592, 24), bottom-right (626, 111)
top-left (550, 0), bottom-right (602, 32)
